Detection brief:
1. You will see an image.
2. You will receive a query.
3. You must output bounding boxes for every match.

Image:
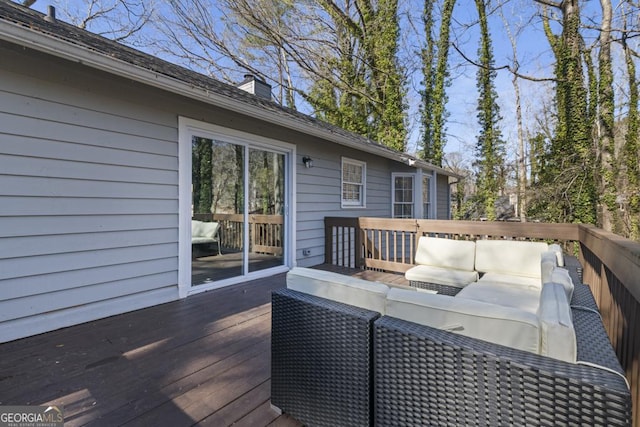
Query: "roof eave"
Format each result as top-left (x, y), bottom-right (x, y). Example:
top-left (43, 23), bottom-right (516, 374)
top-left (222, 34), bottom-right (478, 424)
top-left (0, 19), bottom-right (459, 177)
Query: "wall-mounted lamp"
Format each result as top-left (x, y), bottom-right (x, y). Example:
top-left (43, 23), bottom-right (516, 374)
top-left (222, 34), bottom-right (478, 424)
top-left (302, 156), bottom-right (313, 168)
top-left (401, 156), bottom-right (416, 167)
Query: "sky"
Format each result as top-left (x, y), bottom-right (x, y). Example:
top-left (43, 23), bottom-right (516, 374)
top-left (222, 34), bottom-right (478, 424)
top-left (27, 0), bottom-right (625, 168)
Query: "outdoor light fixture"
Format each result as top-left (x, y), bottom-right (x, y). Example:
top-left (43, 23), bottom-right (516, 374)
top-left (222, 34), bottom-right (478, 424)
top-left (302, 156), bottom-right (313, 168)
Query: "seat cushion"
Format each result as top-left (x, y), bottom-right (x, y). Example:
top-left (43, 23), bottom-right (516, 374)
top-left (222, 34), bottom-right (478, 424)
top-left (414, 236), bottom-right (476, 271)
top-left (405, 265), bottom-right (478, 288)
top-left (475, 240), bottom-right (549, 278)
top-left (477, 272), bottom-right (541, 288)
top-left (286, 267), bottom-right (389, 314)
top-left (385, 288), bottom-right (540, 354)
top-left (456, 281), bottom-right (541, 314)
top-left (537, 283), bottom-right (576, 362)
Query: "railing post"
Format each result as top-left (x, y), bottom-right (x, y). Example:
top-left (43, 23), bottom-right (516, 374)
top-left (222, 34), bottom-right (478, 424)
top-left (324, 217), bottom-right (333, 265)
top-left (355, 218), bottom-right (362, 269)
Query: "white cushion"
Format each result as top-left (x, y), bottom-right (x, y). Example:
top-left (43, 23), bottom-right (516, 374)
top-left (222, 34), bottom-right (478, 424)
top-left (541, 251), bottom-right (558, 284)
top-left (537, 283), bottom-right (576, 362)
top-left (456, 281), bottom-right (541, 314)
top-left (405, 265), bottom-right (478, 288)
top-left (192, 220), bottom-right (204, 237)
top-left (386, 288), bottom-right (540, 354)
top-left (548, 244), bottom-right (565, 267)
top-left (477, 272), bottom-right (541, 288)
top-left (191, 220), bottom-right (219, 239)
top-left (547, 267), bottom-right (574, 302)
top-left (475, 240), bottom-right (549, 278)
top-left (286, 267), bottom-right (389, 314)
top-left (414, 236), bottom-right (476, 271)
top-left (192, 236), bottom-right (215, 244)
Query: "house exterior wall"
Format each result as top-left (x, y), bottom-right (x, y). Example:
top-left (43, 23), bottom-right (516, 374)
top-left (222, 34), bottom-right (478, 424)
top-left (437, 173), bottom-right (451, 219)
top-left (0, 41), bottom-right (453, 342)
top-left (294, 144), bottom-right (395, 267)
top-left (0, 43), bottom-right (184, 342)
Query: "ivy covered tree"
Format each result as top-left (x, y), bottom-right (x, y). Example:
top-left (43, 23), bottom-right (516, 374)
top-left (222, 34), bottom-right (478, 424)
top-left (531, 0), bottom-right (596, 224)
top-left (473, 0), bottom-right (505, 220)
top-left (192, 137), bottom-right (212, 214)
top-left (307, 0), bottom-right (407, 151)
top-left (419, 0), bottom-right (455, 167)
top-left (622, 8), bottom-right (639, 240)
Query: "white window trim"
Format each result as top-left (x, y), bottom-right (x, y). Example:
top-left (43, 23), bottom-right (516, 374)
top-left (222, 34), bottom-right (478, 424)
top-left (391, 173), bottom-right (416, 218)
top-left (423, 174), bottom-right (433, 219)
top-left (341, 157), bottom-right (367, 208)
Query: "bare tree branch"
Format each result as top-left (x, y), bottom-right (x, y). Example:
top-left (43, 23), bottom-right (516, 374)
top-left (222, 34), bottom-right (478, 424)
top-left (451, 42), bottom-right (556, 82)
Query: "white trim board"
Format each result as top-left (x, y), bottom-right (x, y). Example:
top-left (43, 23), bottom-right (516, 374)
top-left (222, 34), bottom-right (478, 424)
top-left (178, 117), bottom-right (295, 297)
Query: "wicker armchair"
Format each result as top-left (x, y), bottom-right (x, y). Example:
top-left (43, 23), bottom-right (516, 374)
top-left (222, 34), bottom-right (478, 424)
top-left (271, 288), bottom-right (379, 427)
top-left (272, 282), bottom-right (630, 426)
top-left (374, 284), bottom-right (631, 426)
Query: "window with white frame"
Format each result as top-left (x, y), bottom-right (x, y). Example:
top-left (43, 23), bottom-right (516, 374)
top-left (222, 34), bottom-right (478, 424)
top-left (392, 174), bottom-right (414, 218)
top-left (422, 175), bottom-right (432, 219)
top-left (342, 157), bottom-right (366, 207)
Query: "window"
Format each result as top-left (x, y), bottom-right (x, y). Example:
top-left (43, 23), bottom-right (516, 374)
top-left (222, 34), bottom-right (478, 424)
top-left (423, 175), bottom-right (431, 219)
top-left (392, 174), bottom-right (414, 218)
top-left (342, 158), bottom-right (366, 207)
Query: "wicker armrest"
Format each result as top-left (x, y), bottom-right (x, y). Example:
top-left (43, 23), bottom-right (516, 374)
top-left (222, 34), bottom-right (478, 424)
top-left (564, 254), bottom-right (584, 283)
top-left (271, 288), bottom-right (380, 427)
top-left (374, 315), bottom-right (631, 426)
top-left (409, 280), bottom-right (462, 295)
top-left (571, 283), bottom-right (599, 311)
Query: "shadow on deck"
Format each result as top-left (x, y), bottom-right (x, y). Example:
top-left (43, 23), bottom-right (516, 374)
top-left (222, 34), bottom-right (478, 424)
top-left (0, 266), bottom-right (405, 426)
top-left (0, 274), bottom-right (298, 426)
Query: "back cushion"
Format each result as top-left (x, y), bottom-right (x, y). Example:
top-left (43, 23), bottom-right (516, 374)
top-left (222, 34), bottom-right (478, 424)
top-left (541, 251), bottom-right (559, 284)
top-left (548, 243), bottom-right (565, 267)
top-left (414, 236), bottom-right (476, 272)
top-left (537, 283), bottom-right (576, 363)
top-left (201, 221), bottom-right (219, 239)
top-left (475, 240), bottom-right (549, 278)
top-left (548, 267), bottom-right (574, 302)
top-left (386, 288), bottom-right (540, 354)
top-left (286, 267), bottom-right (389, 314)
top-left (191, 220), bottom-right (204, 237)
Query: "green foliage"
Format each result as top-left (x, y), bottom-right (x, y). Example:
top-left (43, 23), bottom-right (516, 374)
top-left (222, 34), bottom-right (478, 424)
top-left (420, 0), bottom-right (455, 167)
top-left (623, 32), bottom-right (640, 240)
top-left (533, 3), bottom-right (596, 225)
top-left (473, 0), bottom-right (504, 221)
top-left (193, 137), bottom-right (213, 214)
top-left (307, 0), bottom-right (407, 151)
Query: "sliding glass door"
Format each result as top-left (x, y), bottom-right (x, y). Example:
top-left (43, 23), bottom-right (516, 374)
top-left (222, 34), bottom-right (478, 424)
top-left (188, 130), bottom-right (288, 288)
top-left (248, 148), bottom-right (285, 273)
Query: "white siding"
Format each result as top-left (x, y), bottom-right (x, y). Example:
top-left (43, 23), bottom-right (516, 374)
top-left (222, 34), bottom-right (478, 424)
top-left (0, 45), bottom-right (179, 342)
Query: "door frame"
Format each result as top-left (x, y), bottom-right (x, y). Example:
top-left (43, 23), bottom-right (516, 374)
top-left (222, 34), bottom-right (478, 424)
top-left (178, 117), bottom-right (295, 297)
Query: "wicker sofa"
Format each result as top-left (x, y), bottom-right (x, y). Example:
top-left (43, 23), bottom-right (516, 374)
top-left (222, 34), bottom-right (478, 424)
top-left (405, 236), bottom-right (562, 295)
top-left (271, 267), bottom-right (631, 427)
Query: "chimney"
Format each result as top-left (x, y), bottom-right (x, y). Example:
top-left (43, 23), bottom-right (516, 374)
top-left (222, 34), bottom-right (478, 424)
top-left (44, 5), bottom-right (56, 23)
top-left (237, 74), bottom-right (272, 100)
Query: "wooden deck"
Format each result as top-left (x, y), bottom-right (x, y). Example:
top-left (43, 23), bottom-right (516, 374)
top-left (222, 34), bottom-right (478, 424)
top-left (0, 266), bottom-right (404, 426)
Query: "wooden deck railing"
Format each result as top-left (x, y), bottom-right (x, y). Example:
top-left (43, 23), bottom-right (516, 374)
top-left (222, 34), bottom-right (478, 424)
top-left (325, 216), bottom-right (640, 426)
top-left (193, 213), bottom-right (283, 255)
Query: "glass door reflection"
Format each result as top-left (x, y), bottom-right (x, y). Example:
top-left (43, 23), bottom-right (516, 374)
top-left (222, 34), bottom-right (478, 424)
top-left (191, 137), bottom-right (245, 284)
top-left (248, 148), bottom-right (285, 273)
top-left (191, 138), bottom-right (287, 285)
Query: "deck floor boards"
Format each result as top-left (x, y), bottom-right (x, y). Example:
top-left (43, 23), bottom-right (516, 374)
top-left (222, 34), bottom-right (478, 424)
top-left (0, 266), bottom-right (403, 426)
